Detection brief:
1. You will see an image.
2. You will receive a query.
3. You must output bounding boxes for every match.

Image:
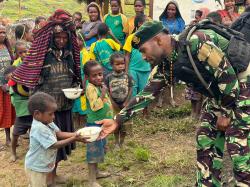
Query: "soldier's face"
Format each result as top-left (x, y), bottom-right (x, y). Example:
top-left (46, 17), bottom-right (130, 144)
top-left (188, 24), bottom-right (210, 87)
top-left (139, 35), bottom-right (168, 66)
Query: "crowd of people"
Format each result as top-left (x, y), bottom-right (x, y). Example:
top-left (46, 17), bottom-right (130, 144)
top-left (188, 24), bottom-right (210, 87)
top-left (0, 0), bottom-right (249, 186)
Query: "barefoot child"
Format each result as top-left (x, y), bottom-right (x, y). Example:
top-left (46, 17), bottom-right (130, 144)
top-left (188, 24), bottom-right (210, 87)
top-left (25, 92), bottom-right (88, 187)
top-left (9, 41), bottom-right (31, 162)
top-left (84, 60), bottom-right (113, 187)
top-left (105, 53), bottom-right (133, 148)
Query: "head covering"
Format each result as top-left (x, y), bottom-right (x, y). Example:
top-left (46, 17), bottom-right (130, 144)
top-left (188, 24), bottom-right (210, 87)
top-left (159, 0), bottom-right (183, 20)
top-left (12, 9), bottom-right (80, 88)
top-left (87, 2), bottom-right (103, 21)
top-left (132, 21), bottom-right (164, 49)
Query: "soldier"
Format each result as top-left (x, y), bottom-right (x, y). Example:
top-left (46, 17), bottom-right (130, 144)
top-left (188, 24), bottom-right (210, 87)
top-left (97, 21), bottom-right (250, 186)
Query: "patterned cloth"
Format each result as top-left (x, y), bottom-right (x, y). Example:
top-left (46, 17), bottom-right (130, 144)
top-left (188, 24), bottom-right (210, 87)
top-left (11, 9), bottom-right (80, 88)
top-left (0, 89), bottom-right (15, 128)
top-left (86, 83), bottom-right (113, 123)
top-left (0, 48), bottom-right (11, 86)
top-left (105, 71), bottom-right (133, 105)
top-left (115, 29), bottom-right (250, 186)
top-left (185, 86), bottom-right (202, 101)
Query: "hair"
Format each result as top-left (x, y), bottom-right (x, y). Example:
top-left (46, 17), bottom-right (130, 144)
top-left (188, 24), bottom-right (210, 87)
top-left (83, 60), bottom-right (100, 76)
top-left (97, 23), bottom-right (109, 36)
top-left (134, 13), bottom-right (146, 31)
top-left (134, 0), bottom-right (146, 6)
top-left (28, 92), bottom-right (56, 115)
top-left (87, 3), bottom-right (101, 21)
top-left (162, 28), bottom-right (170, 35)
top-left (35, 16), bottom-right (46, 25)
top-left (15, 40), bottom-right (28, 53)
top-left (207, 11), bottom-right (222, 24)
top-left (195, 10), bottom-right (203, 17)
top-left (3, 66), bottom-right (16, 78)
top-left (110, 0), bottom-right (121, 6)
top-left (15, 24), bottom-right (30, 40)
top-left (73, 11), bottom-right (82, 19)
top-left (110, 52), bottom-right (125, 65)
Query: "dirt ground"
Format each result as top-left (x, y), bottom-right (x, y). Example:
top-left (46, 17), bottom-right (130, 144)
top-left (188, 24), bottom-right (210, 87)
top-left (0, 86), bottom-right (234, 187)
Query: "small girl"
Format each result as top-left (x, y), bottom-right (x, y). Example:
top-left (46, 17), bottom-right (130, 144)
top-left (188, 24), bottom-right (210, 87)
top-left (84, 60), bottom-right (113, 187)
top-left (104, 0), bottom-right (128, 45)
top-left (25, 92), bottom-right (87, 187)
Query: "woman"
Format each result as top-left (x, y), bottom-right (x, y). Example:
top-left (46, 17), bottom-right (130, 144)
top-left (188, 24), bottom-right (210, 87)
top-left (217, 0), bottom-right (239, 26)
top-left (159, 0), bottom-right (185, 35)
top-left (82, 2), bottom-right (103, 48)
top-left (127, 0), bottom-right (150, 35)
top-left (12, 10), bottom-right (81, 184)
top-left (0, 24), bottom-right (15, 149)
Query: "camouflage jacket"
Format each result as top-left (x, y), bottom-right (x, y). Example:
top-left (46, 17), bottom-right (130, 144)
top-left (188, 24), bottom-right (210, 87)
top-left (115, 29), bottom-right (250, 125)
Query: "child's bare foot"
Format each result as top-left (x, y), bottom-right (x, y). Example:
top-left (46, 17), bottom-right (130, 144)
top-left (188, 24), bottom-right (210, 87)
top-left (89, 181), bottom-right (102, 187)
top-left (96, 171), bottom-right (111, 179)
top-left (10, 154), bottom-right (17, 162)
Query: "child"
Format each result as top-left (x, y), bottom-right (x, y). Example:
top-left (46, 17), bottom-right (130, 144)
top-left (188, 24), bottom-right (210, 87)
top-left (84, 60), bottom-right (113, 187)
top-left (104, 0), bottom-right (128, 45)
top-left (15, 24), bottom-right (34, 45)
top-left (25, 92), bottom-right (87, 187)
top-left (9, 41), bottom-right (31, 162)
top-left (72, 32), bottom-right (90, 128)
top-left (89, 23), bottom-right (121, 76)
top-left (105, 53), bottom-right (133, 148)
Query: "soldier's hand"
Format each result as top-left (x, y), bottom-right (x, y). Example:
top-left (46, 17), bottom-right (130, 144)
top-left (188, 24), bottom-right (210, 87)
top-left (216, 116), bottom-right (231, 131)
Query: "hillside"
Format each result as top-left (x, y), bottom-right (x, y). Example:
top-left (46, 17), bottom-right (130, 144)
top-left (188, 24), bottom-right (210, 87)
top-left (0, 0), bottom-right (142, 21)
top-left (0, 0), bottom-right (87, 21)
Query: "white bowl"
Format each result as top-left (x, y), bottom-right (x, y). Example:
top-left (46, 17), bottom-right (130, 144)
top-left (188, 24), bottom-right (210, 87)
top-left (77, 127), bottom-right (102, 142)
top-left (62, 88), bottom-right (83, 99)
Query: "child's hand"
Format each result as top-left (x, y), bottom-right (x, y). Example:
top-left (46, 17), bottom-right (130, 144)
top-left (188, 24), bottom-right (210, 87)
top-left (74, 132), bottom-right (89, 143)
top-left (101, 84), bottom-right (107, 95)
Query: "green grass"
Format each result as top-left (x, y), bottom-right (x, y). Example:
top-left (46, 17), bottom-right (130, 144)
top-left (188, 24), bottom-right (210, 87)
top-left (0, 0), bottom-right (87, 21)
top-left (146, 175), bottom-right (188, 187)
top-left (0, 0), bottom-right (150, 21)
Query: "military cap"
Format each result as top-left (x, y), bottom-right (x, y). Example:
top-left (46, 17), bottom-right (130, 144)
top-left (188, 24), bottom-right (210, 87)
top-left (132, 21), bottom-right (164, 49)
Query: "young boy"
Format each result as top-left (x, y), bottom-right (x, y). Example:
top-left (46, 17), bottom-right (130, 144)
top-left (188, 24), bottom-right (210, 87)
top-left (104, 0), bottom-right (129, 45)
top-left (25, 92), bottom-right (87, 187)
top-left (9, 41), bottom-right (31, 162)
top-left (105, 52), bottom-right (133, 148)
top-left (84, 60), bottom-right (113, 187)
top-left (89, 23), bottom-right (121, 76)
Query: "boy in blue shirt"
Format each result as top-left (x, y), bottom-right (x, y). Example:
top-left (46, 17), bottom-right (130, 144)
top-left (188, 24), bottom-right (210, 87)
top-left (25, 92), bottom-right (88, 187)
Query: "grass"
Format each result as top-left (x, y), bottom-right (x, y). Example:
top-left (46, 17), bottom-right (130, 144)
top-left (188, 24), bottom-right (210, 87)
top-left (0, 0), bottom-right (150, 21)
top-left (0, 0), bottom-right (87, 21)
top-left (0, 88), bottom-right (197, 187)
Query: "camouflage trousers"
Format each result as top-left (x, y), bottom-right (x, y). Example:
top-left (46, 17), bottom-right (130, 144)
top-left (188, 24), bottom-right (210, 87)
top-left (196, 110), bottom-right (250, 187)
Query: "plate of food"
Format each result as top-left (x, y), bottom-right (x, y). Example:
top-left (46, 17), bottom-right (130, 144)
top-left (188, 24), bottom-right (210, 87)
top-left (77, 127), bottom-right (102, 142)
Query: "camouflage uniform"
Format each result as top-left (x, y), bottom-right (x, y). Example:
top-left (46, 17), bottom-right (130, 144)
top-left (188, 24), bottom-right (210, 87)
top-left (115, 29), bottom-right (250, 186)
